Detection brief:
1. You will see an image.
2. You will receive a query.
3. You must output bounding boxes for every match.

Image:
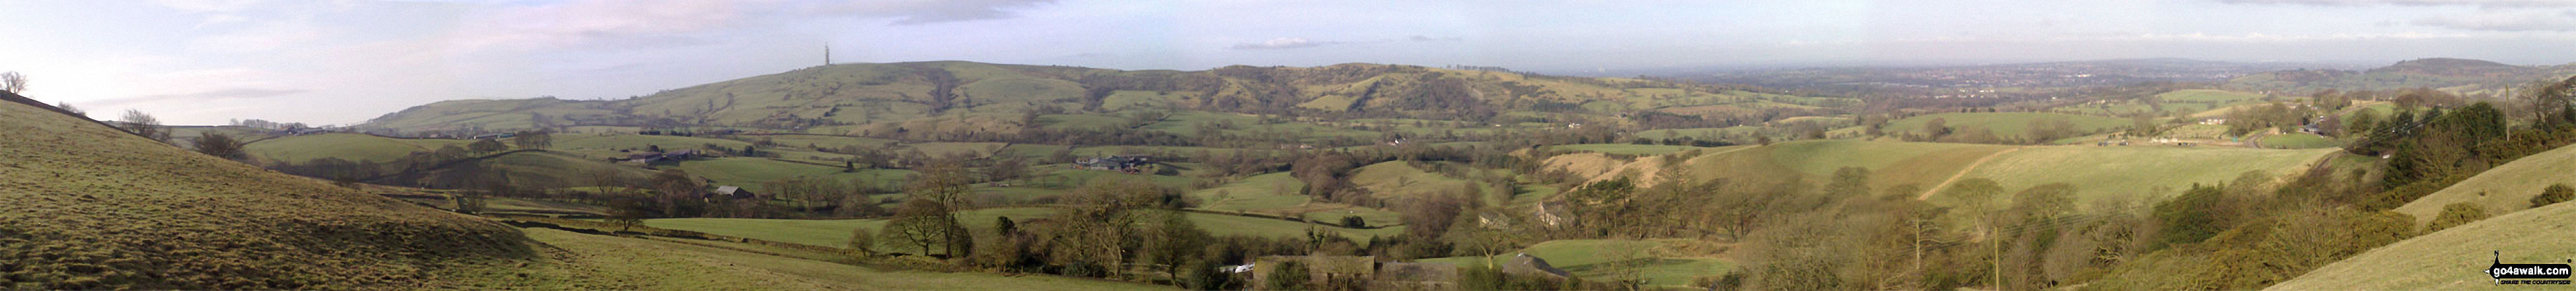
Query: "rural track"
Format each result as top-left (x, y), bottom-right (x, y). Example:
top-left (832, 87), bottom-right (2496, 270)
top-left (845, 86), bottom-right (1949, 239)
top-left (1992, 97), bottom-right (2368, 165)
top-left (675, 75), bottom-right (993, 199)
top-left (1916, 146), bottom-right (2024, 200)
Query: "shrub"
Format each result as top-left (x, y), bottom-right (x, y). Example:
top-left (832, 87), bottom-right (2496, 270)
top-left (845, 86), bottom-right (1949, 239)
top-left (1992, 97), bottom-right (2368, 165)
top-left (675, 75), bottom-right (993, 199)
top-left (1340, 216), bottom-right (1367, 228)
top-left (2532, 184), bottom-right (2575, 209)
top-left (2425, 202), bottom-right (2490, 233)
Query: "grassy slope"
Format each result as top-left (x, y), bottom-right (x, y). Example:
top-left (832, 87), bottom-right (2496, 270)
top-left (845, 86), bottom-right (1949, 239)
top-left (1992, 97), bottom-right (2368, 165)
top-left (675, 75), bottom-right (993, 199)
top-left (1545, 143), bottom-right (1708, 156)
top-left (244, 133), bottom-right (470, 164)
top-left (2268, 201), bottom-right (2576, 290)
top-left (673, 158), bottom-right (914, 193)
top-left (1958, 146), bottom-right (2336, 205)
top-left (0, 97), bottom-right (529, 289)
top-left (1188, 172), bottom-right (1310, 212)
top-left (2393, 143), bottom-right (2576, 225)
top-left (1417, 239), bottom-right (1731, 288)
top-left (450, 228), bottom-right (1167, 290)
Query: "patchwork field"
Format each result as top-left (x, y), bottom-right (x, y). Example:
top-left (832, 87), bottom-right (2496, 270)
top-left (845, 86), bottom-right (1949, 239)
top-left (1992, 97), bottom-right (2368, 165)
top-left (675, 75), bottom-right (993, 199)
top-left (1886, 112), bottom-right (2131, 139)
top-left (641, 207), bottom-right (1402, 247)
top-left (244, 133), bottom-right (472, 164)
top-left (1955, 145), bottom-right (2338, 205)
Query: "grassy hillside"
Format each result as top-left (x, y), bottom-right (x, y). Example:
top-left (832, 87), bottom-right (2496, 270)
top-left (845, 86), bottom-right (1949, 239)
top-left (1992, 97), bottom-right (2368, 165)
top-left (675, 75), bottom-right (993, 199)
top-left (244, 133), bottom-right (470, 164)
top-left (0, 95), bottom-right (530, 289)
top-left (1417, 239), bottom-right (1731, 288)
top-left (2268, 201), bottom-right (2576, 290)
top-left (2393, 143), bottom-right (2576, 224)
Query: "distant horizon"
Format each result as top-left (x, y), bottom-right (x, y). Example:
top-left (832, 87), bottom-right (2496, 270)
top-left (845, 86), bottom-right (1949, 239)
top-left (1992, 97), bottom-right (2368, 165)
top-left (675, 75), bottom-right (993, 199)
top-left (12, 0), bottom-right (2576, 125)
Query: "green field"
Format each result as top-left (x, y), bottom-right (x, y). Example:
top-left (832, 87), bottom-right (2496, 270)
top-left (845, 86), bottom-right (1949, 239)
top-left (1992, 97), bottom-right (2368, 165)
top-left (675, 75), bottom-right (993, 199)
top-left (2269, 202), bottom-right (2576, 290)
top-left (448, 228), bottom-right (1168, 290)
top-left (1417, 239), bottom-right (1731, 288)
top-left (476, 151), bottom-right (659, 189)
top-left (1885, 112), bottom-right (2131, 139)
top-left (1188, 172), bottom-right (1312, 212)
top-left (1633, 126), bottom-right (1764, 141)
top-left (1673, 140), bottom-right (2015, 192)
top-left (672, 158), bottom-right (915, 193)
top-left (244, 133), bottom-right (472, 164)
top-left (555, 134), bottom-right (752, 152)
top-left (2392, 143), bottom-right (2576, 225)
top-left (1956, 146), bottom-right (2337, 205)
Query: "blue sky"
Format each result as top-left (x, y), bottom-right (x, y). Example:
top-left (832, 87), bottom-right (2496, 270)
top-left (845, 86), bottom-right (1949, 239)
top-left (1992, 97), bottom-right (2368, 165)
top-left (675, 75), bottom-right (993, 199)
top-left (6, 0), bottom-right (2576, 125)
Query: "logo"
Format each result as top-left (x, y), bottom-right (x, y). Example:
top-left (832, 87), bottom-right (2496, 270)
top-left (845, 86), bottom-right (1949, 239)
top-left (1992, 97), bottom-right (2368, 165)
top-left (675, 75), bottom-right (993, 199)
top-left (2489, 251), bottom-right (2572, 285)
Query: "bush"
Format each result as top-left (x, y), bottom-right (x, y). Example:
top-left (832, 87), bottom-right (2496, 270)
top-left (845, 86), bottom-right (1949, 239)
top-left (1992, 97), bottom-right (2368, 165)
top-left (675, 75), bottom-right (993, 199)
top-left (2532, 184), bottom-right (2575, 208)
top-left (1340, 216), bottom-right (1367, 228)
top-left (2425, 202), bottom-right (2490, 233)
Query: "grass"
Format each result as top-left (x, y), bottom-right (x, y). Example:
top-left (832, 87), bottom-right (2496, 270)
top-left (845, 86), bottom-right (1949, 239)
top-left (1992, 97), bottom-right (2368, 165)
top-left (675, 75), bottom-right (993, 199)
top-left (2269, 201), bottom-right (2576, 290)
top-left (2393, 143), bottom-right (2576, 225)
top-left (1544, 143), bottom-right (1707, 156)
top-left (908, 142), bottom-right (1006, 158)
top-left (554, 134), bottom-right (752, 152)
top-left (1633, 126), bottom-right (1764, 140)
top-left (747, 134), bottom-right (896, 150)
top-left (445, 228), bottom-right (1168, 290)
top-left (1885, 112), bottom-right (2131, 139)
top-left (0, 97), bottom-right (530, 289)
top-left (672, 158), bottom-right (915, 193)
top-left (1188, 172), bottom-right (1310, 212)
top-left (1417, 239), bottom-right (1731, 288)
top-left (1957, 146), bottom-right (2336, 206)
top-left (243, 133), bottom-right (470, 164)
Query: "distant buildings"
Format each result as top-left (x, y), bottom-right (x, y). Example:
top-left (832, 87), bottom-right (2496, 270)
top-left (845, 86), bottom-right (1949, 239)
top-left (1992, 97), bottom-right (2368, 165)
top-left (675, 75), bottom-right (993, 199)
top-left (1073, 155), bottom-right (1151, 174)
top-left (620, 149), bottom-right (701, 163)
top-left (709, 185), bottom-right (758, 199)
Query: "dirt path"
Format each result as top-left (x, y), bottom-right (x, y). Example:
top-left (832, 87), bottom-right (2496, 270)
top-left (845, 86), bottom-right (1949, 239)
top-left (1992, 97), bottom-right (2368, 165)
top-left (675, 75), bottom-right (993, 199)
top-left (1917, 146), bottom-right (2025, 200)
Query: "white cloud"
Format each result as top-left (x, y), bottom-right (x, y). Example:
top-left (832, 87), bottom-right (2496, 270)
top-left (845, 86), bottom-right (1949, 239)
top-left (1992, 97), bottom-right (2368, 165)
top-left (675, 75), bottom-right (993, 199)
top-left (809, 0), bottom-right (1059, 25)
top-left (2415, 10), bottom-right (2576, 32)
top-left (1229, 38), bottom-right (1340, 50)
top-left (2217, 0), bottom-right (2576, 7)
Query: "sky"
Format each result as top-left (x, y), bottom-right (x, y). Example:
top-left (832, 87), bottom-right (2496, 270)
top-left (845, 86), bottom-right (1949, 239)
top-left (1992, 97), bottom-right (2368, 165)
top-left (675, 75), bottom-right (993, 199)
top-left (7, 0), bottom-right (2576, 125)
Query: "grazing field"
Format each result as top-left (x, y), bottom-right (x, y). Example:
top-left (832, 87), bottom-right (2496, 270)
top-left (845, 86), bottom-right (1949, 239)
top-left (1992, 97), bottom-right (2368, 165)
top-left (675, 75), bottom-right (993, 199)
top-left (554, 134), bottom-right (752, 152)
top-left (748, 134), bottom-right (898, 150)
top-left (2268, 201), bottom-right (2576, 291)
top-left (908, 142), bottom-right (1007, 158)
top-left (1631, 126), bottom-right (1764, 140)
top-left (1188, 172), bottom-right (1311, 212)
top-left (1545, 143), bottom-right (1707, 155)
top-left (0, 98), bottom-right (530, 289)
top-left (1956, 145), bottom-right (2334, 205)
top-left (643, 207), bottom-right (1059, 247)
top-left (1417, 239), bottom-right (1732, 288)
top-left (672, 158), bottom-right (915, 193)
top-left (1885, 112), bottom-right (2131, 139)
top-left (475, 151), bottom-right (658, 189)
top-left (446, 228), bottom-right (1168, 290)
top-left (244, 133), bottom-right (470, 163)
top-left (2393, 143), bottom-right (2576, 225)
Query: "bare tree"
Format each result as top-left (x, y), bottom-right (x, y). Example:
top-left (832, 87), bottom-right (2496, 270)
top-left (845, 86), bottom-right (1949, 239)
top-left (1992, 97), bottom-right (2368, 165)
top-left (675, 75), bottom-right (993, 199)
top-left (194, 132), bottom-right (248, 161)
top-left (53, 102), bottom-right (82, 117)
top-left (118, 110), bottom-right (170, 143)
top-left (1, 71), bottom-right (25, 94)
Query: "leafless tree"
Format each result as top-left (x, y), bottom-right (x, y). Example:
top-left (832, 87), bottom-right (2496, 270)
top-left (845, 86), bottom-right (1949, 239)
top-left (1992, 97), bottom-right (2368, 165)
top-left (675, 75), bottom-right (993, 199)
top-left (118, 110), bottom-right (170, 143)
top-left (1, 71), bottom-right (26, 94)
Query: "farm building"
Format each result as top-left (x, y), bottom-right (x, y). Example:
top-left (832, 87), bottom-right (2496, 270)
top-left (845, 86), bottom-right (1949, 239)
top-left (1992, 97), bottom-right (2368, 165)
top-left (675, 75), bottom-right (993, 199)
top-left (1501, 253), bottom-right (1571, 280)
top-left (710, 185), bottom-right (756, 199)
top-left (1074, 155), bottom-right (1151, 173)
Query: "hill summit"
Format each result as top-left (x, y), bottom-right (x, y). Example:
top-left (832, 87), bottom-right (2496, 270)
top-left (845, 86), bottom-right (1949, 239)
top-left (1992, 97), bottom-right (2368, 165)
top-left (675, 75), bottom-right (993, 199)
top-left (0, 92), bottom-right (531, 289)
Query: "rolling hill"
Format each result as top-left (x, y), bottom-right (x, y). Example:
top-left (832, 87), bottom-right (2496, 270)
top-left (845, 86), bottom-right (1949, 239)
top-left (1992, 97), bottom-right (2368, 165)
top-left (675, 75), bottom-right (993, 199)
top-left (0, 92), bottom-right (532, 289)
top-left (2268, 201), bottom-right (2576, 290)
top-left (2392, 143), bottom-right (2576, 225)
top-left (2227, 57), bottom-right (2576, 95)
top-left (354, 61), bottom-right (1855, 136)
top-left (1592, 140), bottom-right (2338, 207)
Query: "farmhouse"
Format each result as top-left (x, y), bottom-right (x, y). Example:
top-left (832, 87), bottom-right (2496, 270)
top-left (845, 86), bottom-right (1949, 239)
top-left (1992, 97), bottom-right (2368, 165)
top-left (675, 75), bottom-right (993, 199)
top-left (1074, 155), bottom-right (1151, 173)
top-left (710, 185), bottom-right (757, 199)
